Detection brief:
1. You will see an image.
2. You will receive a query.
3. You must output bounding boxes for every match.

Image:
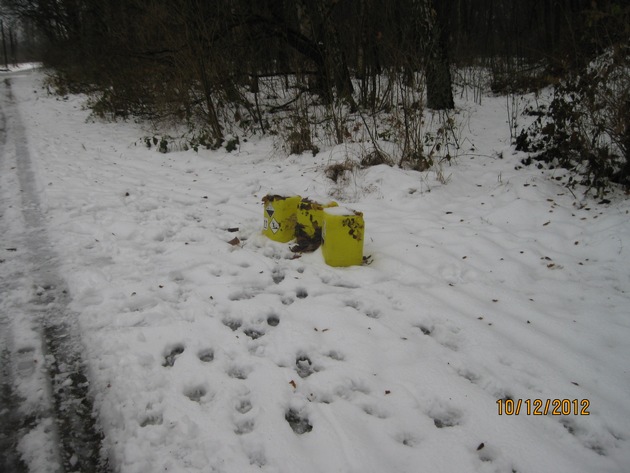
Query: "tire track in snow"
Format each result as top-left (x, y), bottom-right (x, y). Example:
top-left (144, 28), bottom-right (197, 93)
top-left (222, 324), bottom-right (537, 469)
top-left (1, 77), bottom-right (110, 473)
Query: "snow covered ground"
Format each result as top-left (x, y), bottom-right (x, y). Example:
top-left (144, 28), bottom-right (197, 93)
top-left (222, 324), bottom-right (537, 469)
top-left (1, 67), bottom-right (630, 473)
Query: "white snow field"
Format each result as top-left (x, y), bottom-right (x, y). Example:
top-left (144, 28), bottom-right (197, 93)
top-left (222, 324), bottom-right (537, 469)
top-left (1, 68), bottom-right (629, 473)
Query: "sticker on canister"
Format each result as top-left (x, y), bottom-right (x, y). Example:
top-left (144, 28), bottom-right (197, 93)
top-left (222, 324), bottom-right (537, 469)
top-left (262, 195), bottom-right (301, 242)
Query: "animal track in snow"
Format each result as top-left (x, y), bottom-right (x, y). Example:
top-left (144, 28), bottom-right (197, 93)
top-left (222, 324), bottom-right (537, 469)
top-left (429, 405), bottom-right (462, 428)
top-left (139, 413), bottom-right (163, 427)
top-left (456, 367), bottom-right (481, 384)
top-left (235, 398), bottom-right (253, 414)
top-left (395, 432), bottom-right (419, 447)
top-left (197, 348), bottom-right (214, 362)
top-left (295, 288), bottom-right (308, 299)
top-left (333, 379), bottom-right (371, 400)
top-left (325, 350), bottom-right (344, 361)
top-left (345, 299), bottom-right (360, 310)
top-left (228, 289), bottom-right (258, 301)
top-left (266, 313), bottom-right (280, 327)
top-left (162, 344), bottom-right (185, 367)
top-left (227, 365), bottom-right (251, 380)
top-left (234, 418), bottom-right (255, 435)
top-left (415, 324), bottom-right (433, 336)
top-left (295, 355), bottom-right (316, 378)
top-left (475, 442), bottom-right (496, 463)
top-left (243, 328), bottom-right (265, 340)
top-left (365, 308), bottom-right (381, 319)
top-left (343, 300), bottom-right (381, 318)
top-left (183, 385), bottom-right (208, 402)
top-left (285, 408), bottom-right (312, 434)
top-left (559, 418), bottom-right (607, 456)
top-left (246, 447), bottom-right (266, 467)
top-left (271, 268), bottom-right (285, 284)
top-left (223, 318), bottom-right (242, 331)
top-left (361, 403), bottom-right (389, 419)
top-left (415, 323), bottom-right (462, 351)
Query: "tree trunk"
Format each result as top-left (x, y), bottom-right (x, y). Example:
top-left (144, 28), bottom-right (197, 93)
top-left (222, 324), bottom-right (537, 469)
top-left (425, 0), bottom-right (455, 110)
top-left (1, 21), bottom-right (8, 70)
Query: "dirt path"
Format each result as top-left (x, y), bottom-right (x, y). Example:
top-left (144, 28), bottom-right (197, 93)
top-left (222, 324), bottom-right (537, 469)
top-left (0, 75), bottom-right (109, 473)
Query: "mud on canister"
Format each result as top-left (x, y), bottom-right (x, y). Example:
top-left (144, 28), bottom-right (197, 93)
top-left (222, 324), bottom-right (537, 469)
top-left (322, 207), bottom-right (364, 267)
top-left (294, 199), bottom-right (338, 251)
top-left (262, 194), bottom-right (301, 242)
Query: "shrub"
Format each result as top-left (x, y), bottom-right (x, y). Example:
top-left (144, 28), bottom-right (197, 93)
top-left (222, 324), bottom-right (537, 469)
top-left (517, 45), bottom-right (630, 194)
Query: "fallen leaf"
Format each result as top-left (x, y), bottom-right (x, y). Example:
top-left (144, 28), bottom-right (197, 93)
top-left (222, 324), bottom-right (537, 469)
top-left (228, 237), bottom-right (240, 246)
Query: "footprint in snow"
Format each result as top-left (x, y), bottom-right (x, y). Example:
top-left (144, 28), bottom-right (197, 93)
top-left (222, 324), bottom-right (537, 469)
top-left (197, 348), bottom-right (214, 363)
top-left (246, 447), bottom-right (266, 467)
top-left (475, 442), bottom-right (496, 463)
top-left (361, 403), bottom-right (389, 419)
top-left (235, 398), bottom-right (253, 414)
top-left (455, 367), bottom-right (481, 384)
top-left (223, 318), bottom-right (242, 331)
top-left (345, 299), bottom-right (360, 310)
top-left (365, 308), bottom-right (381, 319)
top-left (183, 384), bottom-right (209, 403)
top-left (234, 418), bottom-right (255, 435)
top-left (325, 350), bottom-right (344, 361)
top-left (415, 324), bottom-right (433, 336)
top-left (395, 432), bottom-right (419, 447)
top-left (285, 408), bottom-right (313, 434)
top-left (415, 323), bottom-right (462, 351)
top-left (266, 313), bottom-right (280, 327)
top-left (271, 268), bottom-right (285, 284)
top-left (228, 289), bottom-right (258, 301)
top-left (559, 418), bottom-right (607, 456)
top-left (429, 405), bottom-right (462, 429)
top-left (139, 413), bottom-right (163, 427)
top-left (227, 365), bottom-right (251, 380)
top-left (162, 344), bottom-right (185, 367)
top-left (295, 354), bottom-right (316, 378)
top-left (243, 327), bottom-right (265, 340)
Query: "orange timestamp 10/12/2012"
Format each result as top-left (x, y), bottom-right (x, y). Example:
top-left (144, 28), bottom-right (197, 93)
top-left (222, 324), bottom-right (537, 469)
top-left (496, 398), bottom-right (590, 416)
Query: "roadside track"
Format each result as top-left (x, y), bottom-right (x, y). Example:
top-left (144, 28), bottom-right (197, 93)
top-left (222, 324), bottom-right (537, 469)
top-left (0, 75), bottom-right (110, 473)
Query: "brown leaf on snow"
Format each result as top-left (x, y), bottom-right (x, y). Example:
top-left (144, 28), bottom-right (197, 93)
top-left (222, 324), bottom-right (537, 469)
top-left (228, 237), bottom-right (240, 246)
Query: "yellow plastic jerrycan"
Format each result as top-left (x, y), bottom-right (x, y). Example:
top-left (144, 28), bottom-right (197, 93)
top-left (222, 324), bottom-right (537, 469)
top-left (295, 199), bottom-right (338, 248)
top-left (262, 195), bottom-right (301, 242)
top-left (322, 207), bottom-right (364, 267)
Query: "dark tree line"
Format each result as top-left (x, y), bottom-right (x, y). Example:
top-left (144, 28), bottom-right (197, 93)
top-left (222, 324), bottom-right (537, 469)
top-left (2, 0), bottom-right (627, 145)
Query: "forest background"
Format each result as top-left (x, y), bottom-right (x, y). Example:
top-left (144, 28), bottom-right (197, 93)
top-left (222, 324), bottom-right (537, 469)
top-left (1, 0), bottom-right (629, 192)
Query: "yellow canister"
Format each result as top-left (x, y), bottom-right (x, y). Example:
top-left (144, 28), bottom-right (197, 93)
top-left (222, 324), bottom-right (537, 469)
top-left (322, 207), bottom-right (364, 267)
top-left (295, 199), bottom-right (338, 248)
top-left (262, 195), bottom-right (301, 242)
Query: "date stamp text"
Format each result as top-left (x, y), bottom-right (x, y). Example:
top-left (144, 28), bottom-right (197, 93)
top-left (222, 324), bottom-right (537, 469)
top-left (497, 398), bottom-right (590, 416)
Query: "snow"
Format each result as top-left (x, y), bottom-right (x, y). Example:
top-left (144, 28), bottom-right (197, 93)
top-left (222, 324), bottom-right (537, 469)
top-left (323, 206), bottom-right (359, 216)
top-left (2, 67), bottom-right (630, 473)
